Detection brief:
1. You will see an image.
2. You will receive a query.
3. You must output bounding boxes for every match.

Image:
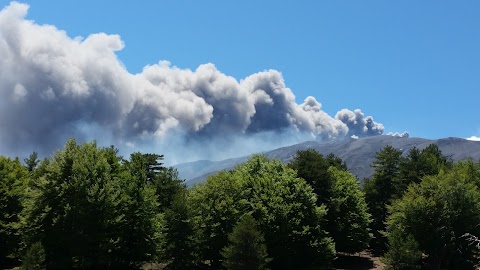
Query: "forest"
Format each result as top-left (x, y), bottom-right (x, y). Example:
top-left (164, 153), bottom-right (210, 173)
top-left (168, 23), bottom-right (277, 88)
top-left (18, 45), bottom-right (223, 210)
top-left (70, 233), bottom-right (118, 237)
top-left (1, 138), bottom-right (480, 270)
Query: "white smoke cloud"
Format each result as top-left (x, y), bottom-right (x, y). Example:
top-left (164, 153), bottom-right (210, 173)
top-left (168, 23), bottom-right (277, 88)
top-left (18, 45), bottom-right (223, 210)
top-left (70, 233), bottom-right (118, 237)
top-left (0, 2), bottom-right (385, 161)
top-left (387, 131), bottom-right (410, 138)
top-left (467, 136), bottom-right (480, 141)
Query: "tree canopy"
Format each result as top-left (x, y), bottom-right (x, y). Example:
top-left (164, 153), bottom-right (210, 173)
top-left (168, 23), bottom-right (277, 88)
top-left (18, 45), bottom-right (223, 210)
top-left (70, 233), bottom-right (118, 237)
top-left (190, 155), bottom-right (335, 270)
top-left (0, 156), bottom-right (29, 267)
top-left (385, 161), bottom-right (480, 269)
top-left (18, 139), bottom-right (181, 269)
top-left (221, 215), bottom-right (270, 270)
top-left (289, 149), bottom-right (371, 254)
top-left (1, 137), bottom-right (477, 270)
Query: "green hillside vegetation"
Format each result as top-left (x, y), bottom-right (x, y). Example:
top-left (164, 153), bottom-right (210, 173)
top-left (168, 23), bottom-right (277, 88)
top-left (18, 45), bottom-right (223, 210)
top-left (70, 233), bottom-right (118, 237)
top-left (0, 138), bottom-right (479, 269)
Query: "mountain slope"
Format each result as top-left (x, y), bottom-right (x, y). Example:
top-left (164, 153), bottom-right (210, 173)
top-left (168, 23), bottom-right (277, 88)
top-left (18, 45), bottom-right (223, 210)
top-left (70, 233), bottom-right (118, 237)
top-left (175, 136), bottom-right (480, 186)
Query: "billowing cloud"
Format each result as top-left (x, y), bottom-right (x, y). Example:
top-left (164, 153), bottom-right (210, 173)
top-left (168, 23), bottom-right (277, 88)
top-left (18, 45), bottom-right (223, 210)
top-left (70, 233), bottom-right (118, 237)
top-left (335, 109), bottom-right (384, 137)
top-left (0, 2), bottom-right (385, 161)
top-left (387, 131), bottom-right (410, 138)
top-left (467, 136), bottom-right (480, 141)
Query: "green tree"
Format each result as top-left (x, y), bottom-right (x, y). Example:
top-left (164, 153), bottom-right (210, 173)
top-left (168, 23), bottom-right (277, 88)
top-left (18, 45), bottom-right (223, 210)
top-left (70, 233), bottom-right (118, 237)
top-left (288, 149), bottom-right (340, 206)
top-left (21, 242), bottom-right (45, 270)
top-left (24, 152), bottom-right (40, 172)
top-left (116, 152), bottom-right (163, 268)
top-left (289, 150), bottom-right (370, 254)
top-left (326, 153), bottom-right (348, 171)
top-left (328, 167), bottom-right (371, 253)
top-left (189, 171), bottom-right (244, 269)
top-left (397, 145), bottom-right (451, 195)
top-left (154, 167), bottom-right (185, 212)
top-left (382, 230), bottom-right (421, 270)
top-left (0, 156), bottom-right (29, 267)
top-left (190, 155), bottom-right (335, 270)
top-left (21, 139), bottom-right (163, 269)
top-left (385, 164), bottom-right (480, 269)
top-left (237, 156), bottom-right (335, 270)
top-left (163, 190), bottom-right (197, 270)
top-left (125, 152), bottom-right (185, 211)
top-left (21, 139), bottom-right (127, 268)
top-left (221, 215), bottom-right (270, 270)
top-left (420, 144), bottom-right (451, 175)
top-left (447, 159), bottom-right (480, 188)
top-left (363, 145), bottom-right (402, 251)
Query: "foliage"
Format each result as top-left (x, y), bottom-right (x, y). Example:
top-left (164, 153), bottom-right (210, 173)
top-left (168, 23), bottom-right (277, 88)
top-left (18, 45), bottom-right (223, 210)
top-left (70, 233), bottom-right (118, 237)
top-left (237, 155), bottom-right (335, 270)
top-left (386, 163), bottom-right (480, 269)
top-left (288, 149), bottom-right (342, 206)
top-left (397, 145), bottom-right (452, 196)
top-left (21, 139), bottom-right (124, 268)
top-left (2, 137), bottom-right (472, 269)
top-left (365, 144), bottom-right (452, 252)
top-left (0, 156), bottom-right (29, 267)
top-left (23, 152), bottom-right (40, 172)
top-left (189, 171), bottom-right (245, 269)
top-left (190, 155), bottom-right (335, 270)
top-left (114, 152), bottom-right (164, 268)
top-left (328, 167), bottom-right (371, 253)
top-left (289, 150), bottom-right (370, 254)
top-left (21, 139), bottom-right (163, 269)
top-left (21, 242), bottom-right (45, 270)
top-left (363, 145), bottom-right (405, 251)
top-left (221, 215), bottom-right (270, 270)
top-left (154, 166), bottom-right (185, 212)
top-left (163, 190), bottom-right (197, 270)
top-left (382, 230), bottom-right (421, 270)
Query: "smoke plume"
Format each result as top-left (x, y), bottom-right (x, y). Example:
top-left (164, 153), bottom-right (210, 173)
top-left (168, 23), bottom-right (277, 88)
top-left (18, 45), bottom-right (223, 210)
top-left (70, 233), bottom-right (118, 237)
top-left (0, 2), bottom-right (385, 163)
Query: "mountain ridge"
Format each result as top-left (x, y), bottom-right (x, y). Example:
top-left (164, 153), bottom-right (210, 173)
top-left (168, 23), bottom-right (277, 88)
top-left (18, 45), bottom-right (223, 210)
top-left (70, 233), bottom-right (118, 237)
top-left (174, 135), bottom-right (480, 186)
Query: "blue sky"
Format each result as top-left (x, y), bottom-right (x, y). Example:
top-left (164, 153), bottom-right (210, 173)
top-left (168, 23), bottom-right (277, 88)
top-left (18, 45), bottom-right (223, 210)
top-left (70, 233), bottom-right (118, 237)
top-left (0, 0), bottom-right (479, 154)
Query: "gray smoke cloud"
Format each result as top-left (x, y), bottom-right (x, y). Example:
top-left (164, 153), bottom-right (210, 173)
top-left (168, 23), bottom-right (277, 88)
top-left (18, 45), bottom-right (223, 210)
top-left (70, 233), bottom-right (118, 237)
top-left (335, 109), bottom-right (385, 138)
top-left (0, 2), bottom-right (385, 162)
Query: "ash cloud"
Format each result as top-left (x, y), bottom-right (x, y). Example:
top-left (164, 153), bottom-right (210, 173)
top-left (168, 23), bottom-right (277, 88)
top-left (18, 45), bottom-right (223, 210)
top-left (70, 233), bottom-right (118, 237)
top-left (0, 2), bottom-right (385, 162)
top-left (335, 109), bottom-right (384, 138)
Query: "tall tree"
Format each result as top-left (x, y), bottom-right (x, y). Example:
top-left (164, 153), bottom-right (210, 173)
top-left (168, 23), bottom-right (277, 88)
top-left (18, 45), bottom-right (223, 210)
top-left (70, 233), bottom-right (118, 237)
top-left (163, 190), bottom-right (197, 270)
top-left (328, 167), bottom-right (371, 253)
top-left (288, 149), bottom-right (339, 206)
top-left (21, 139), bottom-right (163, 269)
top-left (23, 152), bottom-right (39, 172)
top-left (221, 215), bottom-right (270, 270)
top-left (22, 139), bottom-right (125, 268)
top-left (21, 242), bottom-right (46, 270)
top-left (289, 150), bottom-right (370, 254)
top-left (397, 145), bottom-right (451, 195)
top-left (237, 155), bottom-right (335, 270)
top-left (154, 167), bottom-right (185, 212)
top-left (117, 152), bottom-right (163, 268)
top-left (0, 156), bottom-right (29, 267)
top-left (189, 171), bottom-right (244, 269)
top-left (190, 155), bottom-right (335, 270)
top-left (363, 145), bottom-right (402, 251)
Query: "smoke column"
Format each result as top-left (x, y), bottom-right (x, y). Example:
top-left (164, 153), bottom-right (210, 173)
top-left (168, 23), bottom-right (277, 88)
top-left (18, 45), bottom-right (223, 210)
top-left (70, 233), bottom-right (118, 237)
top-left (0, 2), bottom-right (384, 163)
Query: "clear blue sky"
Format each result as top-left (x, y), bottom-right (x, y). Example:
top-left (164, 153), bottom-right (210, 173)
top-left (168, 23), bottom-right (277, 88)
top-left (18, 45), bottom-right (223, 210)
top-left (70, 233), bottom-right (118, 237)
top-left (2, 0), bottom-right (479, 140)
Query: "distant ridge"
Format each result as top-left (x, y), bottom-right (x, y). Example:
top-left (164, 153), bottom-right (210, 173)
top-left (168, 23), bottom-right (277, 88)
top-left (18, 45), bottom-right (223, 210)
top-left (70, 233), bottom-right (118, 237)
top-left (174, 136), bottom-right (480, 186)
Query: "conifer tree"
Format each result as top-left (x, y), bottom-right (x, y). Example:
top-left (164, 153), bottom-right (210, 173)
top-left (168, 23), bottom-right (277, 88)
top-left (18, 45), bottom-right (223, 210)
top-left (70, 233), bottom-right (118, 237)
top-left (222, 215), bottom-right (270, 270)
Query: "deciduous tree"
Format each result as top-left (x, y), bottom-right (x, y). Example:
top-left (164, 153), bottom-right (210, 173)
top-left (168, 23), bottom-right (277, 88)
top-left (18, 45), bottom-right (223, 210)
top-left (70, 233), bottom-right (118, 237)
top-left (0, 156), bottom-right (29, 267)
top-left (385, 164), bottom-right (480, 269)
